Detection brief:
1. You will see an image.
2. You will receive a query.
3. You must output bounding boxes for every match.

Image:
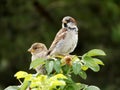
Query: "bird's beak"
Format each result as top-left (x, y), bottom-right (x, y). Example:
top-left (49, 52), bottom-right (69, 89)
top-left (28, 48), bottom-right (34, 53)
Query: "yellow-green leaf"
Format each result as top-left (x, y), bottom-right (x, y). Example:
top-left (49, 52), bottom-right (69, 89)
top-left (25, 74), bottom-right (32, 81)
top-left (93, 58), bottom-right (104, 65)
top-left (81, 65), bottom-right (88, 71)
top-left (54, 74), bottom-right (67, 79)
top-left (14, 71), bottom-right (28, 79)
top-left (72, 55), bottom-right (80, 62)
top-left (51, 80), bottom-right (66, 87)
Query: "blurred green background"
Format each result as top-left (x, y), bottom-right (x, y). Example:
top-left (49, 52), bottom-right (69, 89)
top-left (0, 0), bottom-right (120, 90)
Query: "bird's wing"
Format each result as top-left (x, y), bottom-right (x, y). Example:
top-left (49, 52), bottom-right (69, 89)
top-left (48, 28), bottom-right (67, 53)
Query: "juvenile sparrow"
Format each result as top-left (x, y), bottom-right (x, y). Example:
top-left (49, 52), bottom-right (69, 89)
top-left (28, 43), bottom-right (48, 74)
top-left (48, 16), bottom-right (78, 56)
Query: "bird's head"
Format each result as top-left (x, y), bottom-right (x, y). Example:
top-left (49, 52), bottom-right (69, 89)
top-left (62, 16), bottom-right (77, 29)
top-left (28, 43), bottom-right (47, 55)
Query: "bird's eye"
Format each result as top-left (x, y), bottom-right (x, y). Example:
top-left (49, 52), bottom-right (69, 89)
top-left (34, 47), bottom-right (38, 50)
top-left (64, 23), bottom-right (67, 27)
top-left (66, 19), bottom-right (70, 22)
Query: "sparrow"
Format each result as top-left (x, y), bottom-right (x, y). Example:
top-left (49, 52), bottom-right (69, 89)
top-left (48, 16), bottom-right (78, 56)
top-left (28, 43), bottom-right (48, 74)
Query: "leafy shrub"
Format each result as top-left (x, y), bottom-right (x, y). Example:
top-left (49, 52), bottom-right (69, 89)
top-left (5, 49), bottom-right (106, 90)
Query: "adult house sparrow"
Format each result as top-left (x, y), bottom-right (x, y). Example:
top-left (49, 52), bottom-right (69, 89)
top-left (28, 43), bottom-right (48, 74)
top-left (48, 16), bottom-right (78, 56)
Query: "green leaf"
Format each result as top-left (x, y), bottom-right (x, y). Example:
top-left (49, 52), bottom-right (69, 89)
top-left (62, 65), bottom-right (70, 74)
top-left (79, 70), bottom-right (87, 79)
top-left (30, 58), bottom-right (45, 69)
top-left (20, 80), bottom-right (30, 90)
top-left (64, 80), bottom-right (84, 90)
top-left (85, 85), bottom-right (100, 90)
top-left (93, 58), bottom-right (104, 65)
top-left (76, 83), bottom-right (87, 90)
top-left (64, 85), bottom-right (75, 90)
top-left (64, 83), bottom-right (77, 90)
top-left (72, 62), bottom-right (81, 75)
top-left (87, 49), bottom-right (106, 56)
top-left (83, 56), bottom-right (100, 72)
top-left (4, 86), bottom-right (20, 90)
top-left (45, 61), bottom-right (54, 74)
top-left (54, 60), bottom-right (61, 73)
top-left (64, 77), bottom-right (74, 84)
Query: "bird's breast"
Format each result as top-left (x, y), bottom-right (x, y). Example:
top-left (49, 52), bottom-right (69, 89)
top-left (61, 30), bottom-right (78, 53)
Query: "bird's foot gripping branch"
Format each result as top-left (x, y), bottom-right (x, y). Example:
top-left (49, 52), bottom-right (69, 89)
top-left (5, 49), bottom-right (106, 90)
